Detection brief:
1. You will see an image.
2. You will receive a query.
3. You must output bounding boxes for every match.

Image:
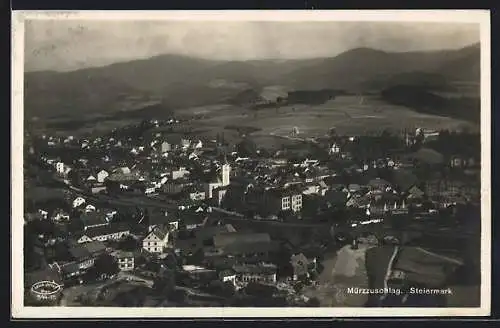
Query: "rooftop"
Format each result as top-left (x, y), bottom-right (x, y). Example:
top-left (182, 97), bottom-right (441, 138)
top-left (232, 263), bottom-right (277, 275)
top-left (111, 250), bottom-right (134, 258)
top-left (81, 222), bottom-right (131, 238)
top-left (80, 212), bottom-right (109, 228)
top-left (81, 241), bottom-right (107, 254)
top-left (68, 244), bottom-right (92, 260)
top-left (213, 232), bottom-right (271, 249)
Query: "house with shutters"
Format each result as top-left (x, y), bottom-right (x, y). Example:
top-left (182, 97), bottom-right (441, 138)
top-left (142, 226), bottom-right (171, 254)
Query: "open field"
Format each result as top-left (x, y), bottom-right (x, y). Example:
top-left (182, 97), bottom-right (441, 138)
top-left (201, 96), bottom-right (478, 137)
top-left (32, 96), bottom-right (479, 142)
top-left (178, 96), bottom-right (478, 143)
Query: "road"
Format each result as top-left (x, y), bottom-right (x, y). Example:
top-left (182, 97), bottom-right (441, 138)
top-left (115, 271), bottom-right (222, 299)
top-left (59, 281), bottom-right (109, 306)
top-left (303, 244), bottom-right (374, 307)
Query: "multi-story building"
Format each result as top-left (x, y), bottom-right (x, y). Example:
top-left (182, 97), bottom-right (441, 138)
top-left (112, 251), bottom-right (135, 271)
top-left (262, 186), bottom-right (303, 215)
top-left (142, 226), bottom-right (170, 254)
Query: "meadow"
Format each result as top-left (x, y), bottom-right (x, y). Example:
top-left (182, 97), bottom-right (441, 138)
top-left (33, 95), bottom-right (479, 146)
top-left (184, 95), bottom-right (479, 144)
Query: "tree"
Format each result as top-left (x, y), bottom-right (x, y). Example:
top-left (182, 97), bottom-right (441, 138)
top-left (206, 280), bottom-right (236, 297)
top-left (328, 127), bottom-right (337, 138)
top-left (93, 254), bottom-right (119, 278)
top-left (244, 282), bottom-right (277, 297)
top-left (118, 235), bottom-right (139, 251)
top-left (236, 138), bottom-right (257, 157)
top-left (309, 270), bottom-right (319, 282)
top-left (306, 297), bottom-right (321, 307)
top-left (169, 288), bottom-right (188, 304)
top-left (293, 282), bottom-right (304, 293)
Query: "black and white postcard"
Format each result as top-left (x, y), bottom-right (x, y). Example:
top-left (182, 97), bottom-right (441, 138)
top-left (11, 10), bottom-right (491, 318)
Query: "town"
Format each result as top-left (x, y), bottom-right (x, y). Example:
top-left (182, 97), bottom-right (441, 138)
top-left (23, 117), bottom-right (481, 307)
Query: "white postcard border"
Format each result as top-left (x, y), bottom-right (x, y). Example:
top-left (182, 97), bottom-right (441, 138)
top-left (11, 9), bottom-right (491, 318)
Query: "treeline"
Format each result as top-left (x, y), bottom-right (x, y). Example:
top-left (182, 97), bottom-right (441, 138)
top-left (229, 88), bottom-right (346, 109)
top-left (380, 85), bottom-right (480, 123)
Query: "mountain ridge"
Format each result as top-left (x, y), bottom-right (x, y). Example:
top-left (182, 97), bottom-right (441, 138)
top-left (24, 42), bottom-right (480, 119)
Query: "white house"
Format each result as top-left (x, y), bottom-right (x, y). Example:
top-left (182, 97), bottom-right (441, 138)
top-left (329, 143), bottom-right (341, 155)
top-left (161, 141), bottom-right (172, 153)
top-left (111, 251), bottom-right (135, 271)
top-left (214, 187), bottom-right (228, 206)
top-left (188, 152), bottom-right (199, 160)
top-left (194, 140), bottom-right (203, 149)
top-left (97, 170), bottom-right (109, 183)
top-left (291, 194), bottom-right (303, 212)
top-left (171, 167), bottom-right (190, 180)
top-left (55, 162), bottom-right (65, 174)
top-left (189, 190), bottom-right (206, 201)
top-left (302, 183), bottom-right (321, 195)
top-left (181, 138), bottom-right (191, 149)
top-left (219, 270), bottom-right (237, 285)
top-left (115, 167), bottom-right (131, 175)
top-left (38, 209), bottom-right (48, 220)
top-left (52, 210), bottom-right (70, 222)
top-left (142, 226), bottom-right (170, 254)
top-left (73, 197), bottom-right (86, 208)
top-left (85, 204), bottom-right (96, 213)
top-left (144, 183), bottom-right (157, 195)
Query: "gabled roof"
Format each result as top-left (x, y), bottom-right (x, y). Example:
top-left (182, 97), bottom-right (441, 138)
top-left (324, 190), bottom-right (347, 205)
top-left (223, 240), bottom-right (280, 255)
top-left (408, 185), bottom-right (425, 198)
top-left (181, 213), bottom-right (207, 226)
top-left (68, 244), bottom-right (92, 260)
top-left (218, 269), bottom-right (236, 278)
top-left (80, 212), bottom-right (108, 227)
top-left (391, 169), bottom-right (418, 192)
top-left (147, 226), bottom-right (169, 241)
top-left (411, 148), bottom-right (444, 165)
top-left (108, 172), bottom-right (138, 182)
top-left (214, 232), bottom-right (271, 249)
top-left (232, 263), bottom-right (277, 275)
top-left (81, 241), bottom-right (107, 254)
top-left (81, 222), bottom-right (131, 238)
top-left (265, 186), bottom-right (302, 199)
top-left (368, 178), bottom-right (391, 188)
top-left (193, 225), bottom-right (234, 242)
top-left (149, 213), bottom-right (178, 226)
top-left (61, 262), bottom-right (81, 274)
top-left (112, 250), bottom-right (134, 259)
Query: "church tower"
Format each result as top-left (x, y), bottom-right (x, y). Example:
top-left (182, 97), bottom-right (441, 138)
top-left (221, 163), bottom-right (231, 187)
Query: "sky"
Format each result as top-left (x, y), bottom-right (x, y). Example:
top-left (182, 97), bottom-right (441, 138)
top-left (24, 20), bottom-right (480, 72)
